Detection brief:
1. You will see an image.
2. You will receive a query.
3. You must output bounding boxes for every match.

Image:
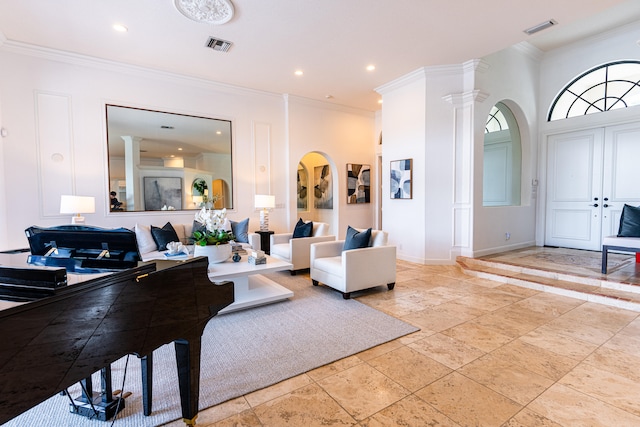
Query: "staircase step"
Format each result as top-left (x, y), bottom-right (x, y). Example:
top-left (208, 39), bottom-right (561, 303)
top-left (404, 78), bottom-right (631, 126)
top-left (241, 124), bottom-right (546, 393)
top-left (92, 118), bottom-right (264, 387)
top-left (457, 256), bottom-right (640, 312)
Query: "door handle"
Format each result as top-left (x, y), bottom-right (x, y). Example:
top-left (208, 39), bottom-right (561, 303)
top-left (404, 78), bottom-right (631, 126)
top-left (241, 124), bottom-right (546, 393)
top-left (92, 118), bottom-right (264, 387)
top-left (591, 204), bottom-right (599, 207)
top-left (604, 204), bottom-right (611, 208)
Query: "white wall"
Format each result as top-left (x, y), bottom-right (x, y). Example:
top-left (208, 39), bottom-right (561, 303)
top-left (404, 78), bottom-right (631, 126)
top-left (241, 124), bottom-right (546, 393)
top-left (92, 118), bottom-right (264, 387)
top-left (471, 44), bottom-right (540, 256)
top-left (378, 46), bottom-right (541, 263)
top-left (0, 92), bottom-right (7, 245)
top-left (0, 46), bottom-right (377, 250)
top-left (377, 71), bottom-right (428, 263)
top-left (286, 96), bottom-right (376, 239)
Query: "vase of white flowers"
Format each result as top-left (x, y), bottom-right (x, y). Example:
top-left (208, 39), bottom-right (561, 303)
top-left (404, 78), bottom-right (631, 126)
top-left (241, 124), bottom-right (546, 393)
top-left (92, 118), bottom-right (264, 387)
top-left (192, 207), bottom-right (235, 264)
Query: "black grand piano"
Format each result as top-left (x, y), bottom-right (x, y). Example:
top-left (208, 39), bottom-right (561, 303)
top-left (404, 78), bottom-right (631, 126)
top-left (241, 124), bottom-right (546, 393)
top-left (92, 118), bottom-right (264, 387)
top-left (0, 225), bottom-right (234, 425)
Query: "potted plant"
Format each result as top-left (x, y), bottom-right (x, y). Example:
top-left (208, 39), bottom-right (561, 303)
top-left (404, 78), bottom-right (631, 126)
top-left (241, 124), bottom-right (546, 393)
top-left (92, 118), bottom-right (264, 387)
top-left (192, 207), bottom-right (235, 264)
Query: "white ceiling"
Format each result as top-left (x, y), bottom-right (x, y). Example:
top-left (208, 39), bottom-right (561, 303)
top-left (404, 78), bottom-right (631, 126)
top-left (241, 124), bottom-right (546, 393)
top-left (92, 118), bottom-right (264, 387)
top-left (1, 0), bottom-right (639, 112)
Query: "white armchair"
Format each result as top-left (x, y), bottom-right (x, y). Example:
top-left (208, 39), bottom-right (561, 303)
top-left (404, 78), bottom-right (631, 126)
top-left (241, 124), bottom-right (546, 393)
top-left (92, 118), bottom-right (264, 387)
top-left (310, 229), bottom-right (396, 299)
top-left (270, 222), bottom-right (335, 274)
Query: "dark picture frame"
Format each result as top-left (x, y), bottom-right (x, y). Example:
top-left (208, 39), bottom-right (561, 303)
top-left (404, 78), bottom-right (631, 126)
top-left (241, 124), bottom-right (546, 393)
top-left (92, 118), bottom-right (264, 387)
top-left (347, 163), bottom-right (370, 204)
top-left (390, 159), bottom-right (412, 199)
top-left (143, 177), bottom-right (182, 210)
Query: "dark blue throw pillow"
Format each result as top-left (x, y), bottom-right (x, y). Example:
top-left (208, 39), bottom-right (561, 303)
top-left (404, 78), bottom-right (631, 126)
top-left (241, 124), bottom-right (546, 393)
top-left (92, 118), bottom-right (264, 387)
top-left (618, 204), bottom-right (640, 237)
top-left (292, 218), bottom-right (313, 238)
top-left (343, 226), bottom-right (371, 251)
top-left (231, 218), bottom-right (250, 243)
top-left (150, 222), bottom-right (179, 251)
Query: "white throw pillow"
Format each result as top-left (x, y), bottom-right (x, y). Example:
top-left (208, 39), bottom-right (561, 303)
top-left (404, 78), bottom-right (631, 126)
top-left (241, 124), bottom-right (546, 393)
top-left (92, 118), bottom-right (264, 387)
top-left (134, 224), bottom-right (157, 254)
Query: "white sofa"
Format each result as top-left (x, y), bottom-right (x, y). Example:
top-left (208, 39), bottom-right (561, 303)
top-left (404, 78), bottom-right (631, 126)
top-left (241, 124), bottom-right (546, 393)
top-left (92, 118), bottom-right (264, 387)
top-left (134, 222), bottom-right (259, 262)
top-left (269, 222), bottom-right (335, 274)
top-left (601, 235), bottom-right (640, 273)
top-left (310, 229), bottom-right (396, 299)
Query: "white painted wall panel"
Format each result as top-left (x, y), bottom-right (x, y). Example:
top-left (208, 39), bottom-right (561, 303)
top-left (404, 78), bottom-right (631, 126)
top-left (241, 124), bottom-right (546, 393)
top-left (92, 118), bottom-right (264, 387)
top-left (253, 121), bottom-right (271, 196)
top-left (35, 91), bottom-right (74, 217)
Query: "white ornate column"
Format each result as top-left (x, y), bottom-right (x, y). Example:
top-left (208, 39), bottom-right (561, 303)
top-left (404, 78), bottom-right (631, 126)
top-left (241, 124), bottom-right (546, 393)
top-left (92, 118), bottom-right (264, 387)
top-left (121, 136), bottom-right (142, 211)
top-left (443, 88), bottom-right (489, 257)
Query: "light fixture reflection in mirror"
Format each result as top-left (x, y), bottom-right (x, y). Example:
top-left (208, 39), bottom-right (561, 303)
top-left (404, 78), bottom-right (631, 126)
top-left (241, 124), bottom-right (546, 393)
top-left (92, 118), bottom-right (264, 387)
top-left (106, 105), bottom-right (233, 212)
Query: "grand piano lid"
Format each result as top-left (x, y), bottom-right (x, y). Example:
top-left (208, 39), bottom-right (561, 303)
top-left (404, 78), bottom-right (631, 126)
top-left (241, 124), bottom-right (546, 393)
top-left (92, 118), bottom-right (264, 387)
top-left (24, 225), bottom-right (142, 273)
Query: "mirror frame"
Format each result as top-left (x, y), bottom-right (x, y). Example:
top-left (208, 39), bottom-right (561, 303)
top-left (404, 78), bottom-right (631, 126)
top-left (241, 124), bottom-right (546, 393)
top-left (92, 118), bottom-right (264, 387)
top-left (106, 104), bottom-right (233, 212)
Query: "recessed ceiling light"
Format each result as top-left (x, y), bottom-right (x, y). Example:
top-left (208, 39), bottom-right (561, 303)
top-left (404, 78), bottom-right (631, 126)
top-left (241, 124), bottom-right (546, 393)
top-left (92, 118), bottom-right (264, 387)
top-left (366, 65), bottom-right (376, 71)
top-left (294, 70), bottom-right (303, 76)
top-left (178, 147), bottom-right (183, 151)
top-left (113, 23), bottom-right (128, 32)
top-left (378, 99), bottom-right (383, 104)
top-left (216, 131), bottom-right (222, 134)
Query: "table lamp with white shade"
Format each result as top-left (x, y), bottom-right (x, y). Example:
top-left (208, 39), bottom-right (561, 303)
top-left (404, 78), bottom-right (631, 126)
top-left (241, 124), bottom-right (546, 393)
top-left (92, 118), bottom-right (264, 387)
top-left (254, 195), bottom-right (275, 231)
top-left (60, 195), bottom-right (95, 224)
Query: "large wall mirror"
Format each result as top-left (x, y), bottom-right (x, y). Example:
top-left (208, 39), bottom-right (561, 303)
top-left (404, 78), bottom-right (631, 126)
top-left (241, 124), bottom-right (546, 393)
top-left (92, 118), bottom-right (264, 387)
top-left (106, 105), bottom-right (233, 212)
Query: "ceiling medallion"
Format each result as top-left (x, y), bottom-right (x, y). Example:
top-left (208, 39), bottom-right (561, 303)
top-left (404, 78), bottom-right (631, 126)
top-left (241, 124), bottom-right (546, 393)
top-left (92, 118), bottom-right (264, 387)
top-left (174, 0), bottom-right (234, 25)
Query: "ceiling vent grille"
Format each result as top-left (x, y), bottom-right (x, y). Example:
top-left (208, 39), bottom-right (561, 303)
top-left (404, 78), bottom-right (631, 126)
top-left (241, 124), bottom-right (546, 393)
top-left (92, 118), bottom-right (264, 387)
top-left (524, 19), bottom-right (557, 35)
top-left (206, 37), bottom-right (233, 52)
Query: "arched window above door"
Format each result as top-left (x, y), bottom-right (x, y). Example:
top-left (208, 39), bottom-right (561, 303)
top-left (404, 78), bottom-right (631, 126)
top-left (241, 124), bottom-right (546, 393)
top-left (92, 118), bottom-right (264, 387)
top-left (548, 60), bottom-right (640, 121)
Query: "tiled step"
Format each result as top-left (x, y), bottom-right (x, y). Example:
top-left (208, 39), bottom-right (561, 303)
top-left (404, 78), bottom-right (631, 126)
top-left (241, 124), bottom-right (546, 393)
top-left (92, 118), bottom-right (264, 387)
top-left (457, 256), bottom-right (640, 312)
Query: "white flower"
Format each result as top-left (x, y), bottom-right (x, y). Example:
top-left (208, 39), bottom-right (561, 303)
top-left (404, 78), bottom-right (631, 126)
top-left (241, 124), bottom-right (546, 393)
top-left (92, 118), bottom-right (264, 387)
top-left (195, 207), bottom-right (227, 233)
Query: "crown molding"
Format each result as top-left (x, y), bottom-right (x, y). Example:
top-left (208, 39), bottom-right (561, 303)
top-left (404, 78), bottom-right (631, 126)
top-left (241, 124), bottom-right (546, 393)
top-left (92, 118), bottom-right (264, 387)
top-left (442, 89), bottom-right (490, 105)
top-left (284, 94), bottom-right (375, 118)
top-left (375, 67), bottom-right (427, 95)
top-left (376, 62), bottom-right (469, 95)
top-left (462, 59), bottom-right (490, 74)
top-left (512, 41), bottom-right (544, 62)
top-left (0, 39), bottom-right (283, 101)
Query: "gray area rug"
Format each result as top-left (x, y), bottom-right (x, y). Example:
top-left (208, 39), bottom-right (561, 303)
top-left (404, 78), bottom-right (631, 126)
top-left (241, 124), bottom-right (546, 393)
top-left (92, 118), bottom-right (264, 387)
top-left (6, 271), bottom-right (418, 427)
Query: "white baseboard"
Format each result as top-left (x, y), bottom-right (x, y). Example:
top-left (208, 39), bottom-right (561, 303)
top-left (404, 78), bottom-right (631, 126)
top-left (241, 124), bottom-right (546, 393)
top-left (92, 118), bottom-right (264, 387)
top-left (396, 240), bottom-right (538, 265)
top-left (470, 240), bottom-right (537, 258)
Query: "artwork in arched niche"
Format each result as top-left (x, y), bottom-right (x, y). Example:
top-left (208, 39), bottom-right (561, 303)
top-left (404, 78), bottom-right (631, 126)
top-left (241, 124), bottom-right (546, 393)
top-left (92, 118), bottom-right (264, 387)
top-left (297, 163), bottom-right (308, 210)
top-left (299, 152), bottom-right (335, 228)
top-left (314, 164), bottom-right (333, 209)
top-left (192, 178), bottom-right (210, 208)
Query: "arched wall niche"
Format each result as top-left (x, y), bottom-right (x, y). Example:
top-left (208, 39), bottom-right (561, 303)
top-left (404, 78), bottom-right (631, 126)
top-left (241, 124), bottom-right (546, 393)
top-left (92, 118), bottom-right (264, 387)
top-left (297, 151), bottom-right (338, 235)
top-left (482, 99), bottom-right (532, 207)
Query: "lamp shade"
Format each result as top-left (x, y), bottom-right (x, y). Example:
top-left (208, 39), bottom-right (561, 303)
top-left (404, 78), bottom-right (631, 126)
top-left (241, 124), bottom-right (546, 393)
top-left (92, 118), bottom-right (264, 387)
top-left (60, 195), bottom-right (96, 214)
top-left (254, 195), bottom-right (275, 209)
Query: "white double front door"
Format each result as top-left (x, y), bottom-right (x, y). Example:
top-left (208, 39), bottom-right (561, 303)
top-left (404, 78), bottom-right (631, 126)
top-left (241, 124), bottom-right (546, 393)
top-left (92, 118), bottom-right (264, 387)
top-left (545, 122), bottom-right (640, 250)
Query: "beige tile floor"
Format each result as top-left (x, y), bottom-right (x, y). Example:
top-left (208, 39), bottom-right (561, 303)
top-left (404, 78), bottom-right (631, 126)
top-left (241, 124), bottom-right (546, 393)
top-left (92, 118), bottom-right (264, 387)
top-left (164, 256), bottom-right (640, 427)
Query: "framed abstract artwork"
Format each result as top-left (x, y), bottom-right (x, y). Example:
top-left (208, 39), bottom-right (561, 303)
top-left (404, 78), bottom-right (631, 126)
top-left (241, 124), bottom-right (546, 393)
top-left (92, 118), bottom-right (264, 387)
top-left (314, 164), bottom-right (333, 209)
top-left (347, 163), bottom-right (370, 204)
top-left (297, 164), bottom-right (308, 210)
top-left (143, 177), bottom-right (182, 210)
top-left (390, 159), bottom-right (412, 199)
